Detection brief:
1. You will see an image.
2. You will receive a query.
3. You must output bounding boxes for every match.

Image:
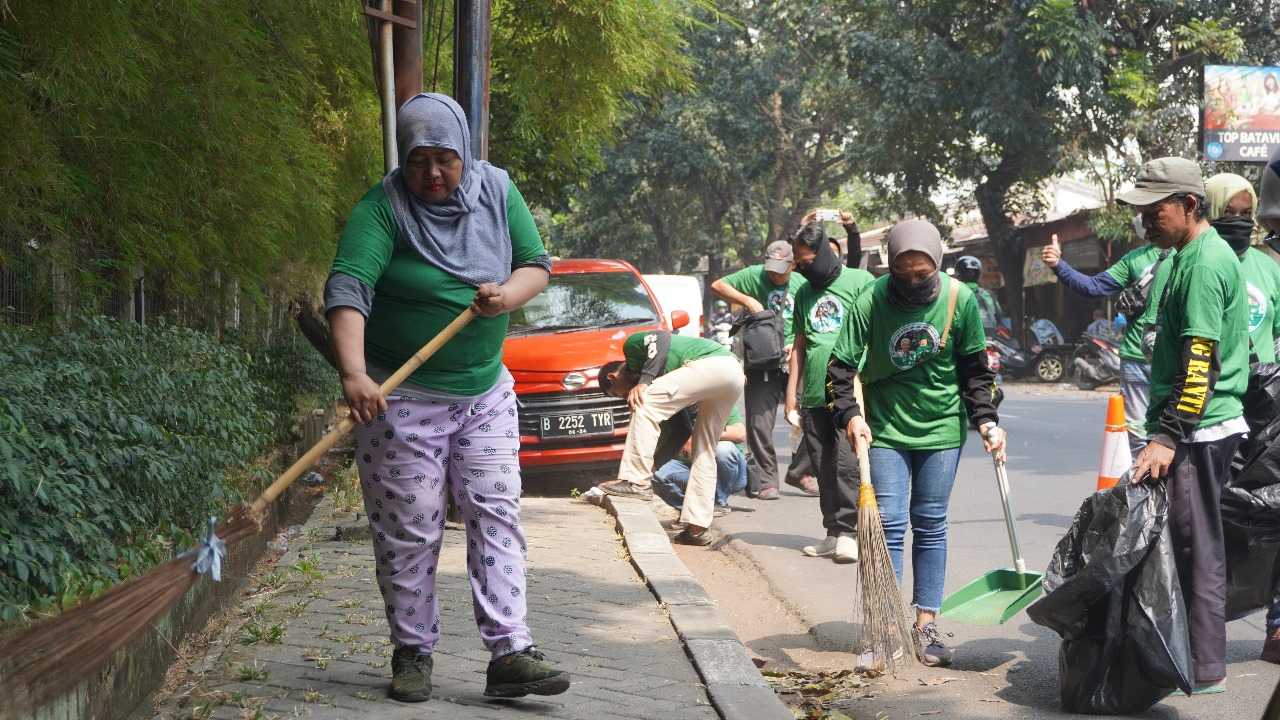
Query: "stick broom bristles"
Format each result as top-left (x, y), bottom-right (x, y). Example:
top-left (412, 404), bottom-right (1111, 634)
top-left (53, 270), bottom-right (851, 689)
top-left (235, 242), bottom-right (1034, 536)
top-left (0, 309), bottom-right (476, 716)
top-left (851, 377), bottom-right (919, 675)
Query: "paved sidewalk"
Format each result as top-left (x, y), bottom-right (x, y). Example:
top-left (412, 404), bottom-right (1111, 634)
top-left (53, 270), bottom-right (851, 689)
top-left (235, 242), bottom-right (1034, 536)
top-left (161, 496), bottom-right (717, 720)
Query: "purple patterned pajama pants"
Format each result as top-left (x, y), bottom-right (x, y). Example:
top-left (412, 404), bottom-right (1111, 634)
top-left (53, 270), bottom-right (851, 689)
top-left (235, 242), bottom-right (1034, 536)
top-left (353, 376), bottom-right (533, 660)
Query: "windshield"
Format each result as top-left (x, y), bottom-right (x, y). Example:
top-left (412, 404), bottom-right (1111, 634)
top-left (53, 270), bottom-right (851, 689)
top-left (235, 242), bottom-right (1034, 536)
top-left (508, 272), bottom-right (659, 335)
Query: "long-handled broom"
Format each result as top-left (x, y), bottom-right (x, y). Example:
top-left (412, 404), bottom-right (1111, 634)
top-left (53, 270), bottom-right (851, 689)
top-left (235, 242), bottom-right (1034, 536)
top-left (0, 308), bottom-right (476, 717)
top-left (851, 376), bottom-right (919, 675)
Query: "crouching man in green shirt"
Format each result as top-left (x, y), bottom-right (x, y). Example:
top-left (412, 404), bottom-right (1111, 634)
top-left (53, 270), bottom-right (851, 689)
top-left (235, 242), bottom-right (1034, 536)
top-left (596, 332), bottom-right (745, 546)
top-left (1126, 158), bottom-right (1251, 695)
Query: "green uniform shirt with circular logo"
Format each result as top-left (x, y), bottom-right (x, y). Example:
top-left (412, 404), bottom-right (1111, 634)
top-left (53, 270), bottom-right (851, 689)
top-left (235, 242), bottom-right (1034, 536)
top-left (831, 275), bottom-right (987, 450)
top-left (793, 266), bottom-right (874, 408)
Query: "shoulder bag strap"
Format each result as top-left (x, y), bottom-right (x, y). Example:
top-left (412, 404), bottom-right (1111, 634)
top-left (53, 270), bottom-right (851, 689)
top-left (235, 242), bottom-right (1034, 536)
top-left (939, 278), bottom-right (961, 350)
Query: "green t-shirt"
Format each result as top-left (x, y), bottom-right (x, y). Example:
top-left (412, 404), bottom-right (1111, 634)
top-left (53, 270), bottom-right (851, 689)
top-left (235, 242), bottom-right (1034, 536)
top-left (1104, 244), bottom-right (1176, 362)
top-left (1146, 228), bottom-right (1250, 434)
top-left (330, 181), bottom-right (546, 395)
top-left (1239, 247), bottom-right (1280, 363)
top-left (719, 265), bottom-right (807, 343)
top-left (793, 267), bottom-right (875, 408)
top-left (622, 332), bottom-right (732, 375)
top-left (832, 275), bottom-right (987, 450)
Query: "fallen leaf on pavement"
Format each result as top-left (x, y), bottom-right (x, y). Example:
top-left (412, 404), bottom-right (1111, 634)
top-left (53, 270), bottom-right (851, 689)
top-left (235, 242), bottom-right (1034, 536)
top-left (917, 677), bottom-right (958, 686)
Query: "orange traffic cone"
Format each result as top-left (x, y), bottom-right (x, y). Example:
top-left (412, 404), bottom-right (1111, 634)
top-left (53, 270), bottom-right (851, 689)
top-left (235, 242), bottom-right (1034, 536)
top-left (1096, 394), bottom-right (1132, 491)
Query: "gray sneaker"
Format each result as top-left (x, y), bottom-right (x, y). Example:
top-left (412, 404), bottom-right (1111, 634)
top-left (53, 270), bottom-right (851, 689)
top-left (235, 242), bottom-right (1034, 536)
top-left (597, 479), bottom-right (654, 501)
top-left (917, 622), bottom-right (953, 667)
top-left (389, 646), bottom-right (432, 702)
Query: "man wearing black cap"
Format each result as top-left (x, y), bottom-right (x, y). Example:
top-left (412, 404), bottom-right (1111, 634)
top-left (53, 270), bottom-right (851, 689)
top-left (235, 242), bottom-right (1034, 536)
top-left (1125, 157), bottom-right (1250, 695)
top-left (710, 240), bottom-right (807, 500)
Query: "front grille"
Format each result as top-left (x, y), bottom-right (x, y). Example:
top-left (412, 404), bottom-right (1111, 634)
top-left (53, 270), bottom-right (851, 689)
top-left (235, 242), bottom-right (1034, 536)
top-left (517, 390), bottom-right (631, 438)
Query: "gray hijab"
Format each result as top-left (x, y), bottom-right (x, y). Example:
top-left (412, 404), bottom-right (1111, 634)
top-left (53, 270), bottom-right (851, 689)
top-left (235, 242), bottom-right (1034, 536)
top-left (886, 219), bottom-right (943, 268)
top-left (382, 93), bottom-right (512, 286)
top-left (885, 219), bottom-right (944, 307)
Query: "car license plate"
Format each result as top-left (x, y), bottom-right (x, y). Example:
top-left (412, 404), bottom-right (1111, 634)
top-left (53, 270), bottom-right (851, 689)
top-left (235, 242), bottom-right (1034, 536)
top-left (538, 410), bottom-right (614, 439)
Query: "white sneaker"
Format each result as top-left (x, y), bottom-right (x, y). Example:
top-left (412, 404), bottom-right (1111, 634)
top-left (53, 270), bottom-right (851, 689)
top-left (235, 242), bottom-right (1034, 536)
top-left (802, 536), bottom-right (837, 557)
top-left (834, 535), bottom-right (859, 564)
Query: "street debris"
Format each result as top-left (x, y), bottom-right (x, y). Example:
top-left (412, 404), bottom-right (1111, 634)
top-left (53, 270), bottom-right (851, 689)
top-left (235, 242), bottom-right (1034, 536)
top-left (765, 669), bottom-right (877, 718)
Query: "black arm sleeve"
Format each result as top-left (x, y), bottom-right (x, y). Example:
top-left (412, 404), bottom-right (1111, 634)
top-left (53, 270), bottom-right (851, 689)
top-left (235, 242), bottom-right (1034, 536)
top-left (844, 223), bottom-right (861, 267)
top-left (826, 357), bottom-right (862, 431)
top-left (1152, 336), bottom-right (1220, 447)
top-left (638, 331), bottom-right (673, 384)
top-left (955, 350), bottom-right (999, 428)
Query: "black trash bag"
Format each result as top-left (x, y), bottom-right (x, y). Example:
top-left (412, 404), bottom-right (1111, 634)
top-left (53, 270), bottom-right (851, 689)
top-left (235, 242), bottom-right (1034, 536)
top-left (1027, 479), bottom-right (1193, 715)
top-left (1224, 362), bottom-right (1280, 620)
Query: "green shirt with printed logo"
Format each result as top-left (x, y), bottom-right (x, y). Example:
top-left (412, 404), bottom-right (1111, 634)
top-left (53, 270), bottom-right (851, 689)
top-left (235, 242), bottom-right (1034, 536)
top-left (1239, 247), bottom-right (1280, 363)
top-left (793, 267), bottom-right (875, 408)
top-left (720, 265), bottom-right (808, 343)
top-left (831, 275), bottom-right (987, 450)
top-left (1145, 228), bottom-right (1250, 435)
top-left (623, 332), bottom-right (731, 375)
top-left (1103, 244), bottom-right (1176, 362)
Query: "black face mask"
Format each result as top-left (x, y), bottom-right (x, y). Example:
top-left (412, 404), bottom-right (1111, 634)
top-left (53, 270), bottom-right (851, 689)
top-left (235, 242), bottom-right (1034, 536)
top-left (1212, 216), bottom-right (1254, 254)
top-left (798, 241), bottom-right (842, 289)
top-left (888, 272), bottom-right (941, 307)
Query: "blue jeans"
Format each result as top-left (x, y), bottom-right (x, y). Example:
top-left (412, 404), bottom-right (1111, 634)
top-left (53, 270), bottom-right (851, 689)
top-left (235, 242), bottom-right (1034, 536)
top-left (1119, 359), bottom-right (1150, 455)
top-left (653, 442), bottom-right (747, 510)
top-left (868, 446), bottom-right (963, 613)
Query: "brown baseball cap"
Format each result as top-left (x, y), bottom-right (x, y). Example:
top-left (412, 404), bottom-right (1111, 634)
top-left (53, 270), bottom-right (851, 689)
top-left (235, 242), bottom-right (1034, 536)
top-left (1116, 157), bottom-right (1206, 207)
top-left (764, 240), bottom-right (794, 273)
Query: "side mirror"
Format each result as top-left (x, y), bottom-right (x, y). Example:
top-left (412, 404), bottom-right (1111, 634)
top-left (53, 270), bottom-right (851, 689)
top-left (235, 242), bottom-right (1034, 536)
top-left (671, 310), bottom-right (690, 330)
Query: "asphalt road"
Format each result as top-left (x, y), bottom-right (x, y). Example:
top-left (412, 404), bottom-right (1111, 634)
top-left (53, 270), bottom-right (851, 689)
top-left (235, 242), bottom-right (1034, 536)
top-left (711, 386), bottom-right (1279, 719)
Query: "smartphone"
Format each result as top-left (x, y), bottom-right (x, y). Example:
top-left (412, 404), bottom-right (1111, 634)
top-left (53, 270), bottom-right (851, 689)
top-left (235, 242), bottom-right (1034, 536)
top-left (815, 208), bottom-right (842, 223)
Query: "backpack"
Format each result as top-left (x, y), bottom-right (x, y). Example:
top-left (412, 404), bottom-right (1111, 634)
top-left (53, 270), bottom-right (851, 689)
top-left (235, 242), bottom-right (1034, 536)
top-left (1115, 249), bottom-right (1172, 322)
top-left (734, 310), bottom-right (785, 370)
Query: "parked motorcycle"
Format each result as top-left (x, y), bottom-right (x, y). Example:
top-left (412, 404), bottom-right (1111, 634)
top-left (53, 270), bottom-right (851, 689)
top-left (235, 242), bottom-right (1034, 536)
top-left (1072, 331), bottom-right (1121, 389)
top-left (988, 323), bottom-right (1073, 383)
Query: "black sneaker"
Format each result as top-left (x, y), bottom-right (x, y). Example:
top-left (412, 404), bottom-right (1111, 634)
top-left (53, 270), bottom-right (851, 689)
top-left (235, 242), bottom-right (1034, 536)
top-left (917, 622), bottom-right (953, 667)
top-left (389, 646), bottom-right (432, 702)
top-left (484, 647), bottom-right (570, 698)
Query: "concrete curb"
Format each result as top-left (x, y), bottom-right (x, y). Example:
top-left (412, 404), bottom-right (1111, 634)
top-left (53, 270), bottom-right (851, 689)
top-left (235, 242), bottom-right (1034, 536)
top-left (601, 496), bottom-right (793, 720)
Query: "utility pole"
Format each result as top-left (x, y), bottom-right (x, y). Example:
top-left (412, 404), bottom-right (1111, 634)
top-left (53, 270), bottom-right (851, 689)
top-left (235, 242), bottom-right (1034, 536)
top-left (363, 0), bottom-right (423, 172)
top-left (453, 0), bottom-right (492, 161)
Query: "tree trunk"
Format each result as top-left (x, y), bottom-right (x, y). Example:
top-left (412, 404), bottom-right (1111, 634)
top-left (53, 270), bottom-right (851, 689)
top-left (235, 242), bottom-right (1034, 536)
top-left (974, 161), bottom-right (1023, 341)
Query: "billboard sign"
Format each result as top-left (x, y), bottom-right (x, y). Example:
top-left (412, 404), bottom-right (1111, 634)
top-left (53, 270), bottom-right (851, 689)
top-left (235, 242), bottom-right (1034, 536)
top-left (1202, 64), bottom-right (1280, 162)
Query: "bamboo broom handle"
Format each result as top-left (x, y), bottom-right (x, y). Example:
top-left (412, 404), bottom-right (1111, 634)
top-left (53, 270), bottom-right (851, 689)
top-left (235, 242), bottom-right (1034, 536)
top-left (249, 308), bottom-right (477, 515)
top-left (851, 375), bottom-right (873, 491)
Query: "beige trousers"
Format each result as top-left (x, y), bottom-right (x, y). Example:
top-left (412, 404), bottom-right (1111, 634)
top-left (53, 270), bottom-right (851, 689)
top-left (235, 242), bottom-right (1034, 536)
top-left (618, 355), bottom-right (745, 528)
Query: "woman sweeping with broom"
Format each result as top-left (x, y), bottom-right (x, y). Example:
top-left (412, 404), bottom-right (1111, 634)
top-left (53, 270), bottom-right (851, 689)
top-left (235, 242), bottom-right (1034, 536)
top-left (324, 93), bottom-right (568, 703)
top-left (826, 219), bottom-right (1005, 669)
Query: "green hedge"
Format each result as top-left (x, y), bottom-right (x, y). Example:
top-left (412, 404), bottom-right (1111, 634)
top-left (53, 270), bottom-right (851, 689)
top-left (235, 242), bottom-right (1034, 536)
top-left (0, 317), bottom-right (337, 621)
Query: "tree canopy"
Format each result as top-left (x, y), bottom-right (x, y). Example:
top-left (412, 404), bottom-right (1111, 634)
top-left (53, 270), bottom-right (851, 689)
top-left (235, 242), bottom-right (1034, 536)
top-left (0, 0), bottom-right (706, 325)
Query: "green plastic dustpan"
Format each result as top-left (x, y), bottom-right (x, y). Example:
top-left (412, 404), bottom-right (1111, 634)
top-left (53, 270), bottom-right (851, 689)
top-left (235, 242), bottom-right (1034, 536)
top-left (940, 568), bottom-right (1043, 625)
top-left (941, 453), bottom-right (1044, 625)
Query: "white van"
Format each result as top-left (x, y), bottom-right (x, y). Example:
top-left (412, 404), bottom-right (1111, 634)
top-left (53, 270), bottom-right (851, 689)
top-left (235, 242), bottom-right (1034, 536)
top-left (642, 274), bottom-right (704, 337)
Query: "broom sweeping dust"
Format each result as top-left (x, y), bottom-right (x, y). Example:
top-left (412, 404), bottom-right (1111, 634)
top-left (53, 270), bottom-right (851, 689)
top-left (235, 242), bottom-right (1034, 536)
top-left (0, 308), bottom-right (477, 717)
top-left (850, 376), bottom-right (921, 676)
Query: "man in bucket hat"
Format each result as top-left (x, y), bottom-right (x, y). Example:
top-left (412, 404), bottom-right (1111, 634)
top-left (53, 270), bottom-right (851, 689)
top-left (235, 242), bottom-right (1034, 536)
top-left (1124, 157), bottom-right (1250, 696)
